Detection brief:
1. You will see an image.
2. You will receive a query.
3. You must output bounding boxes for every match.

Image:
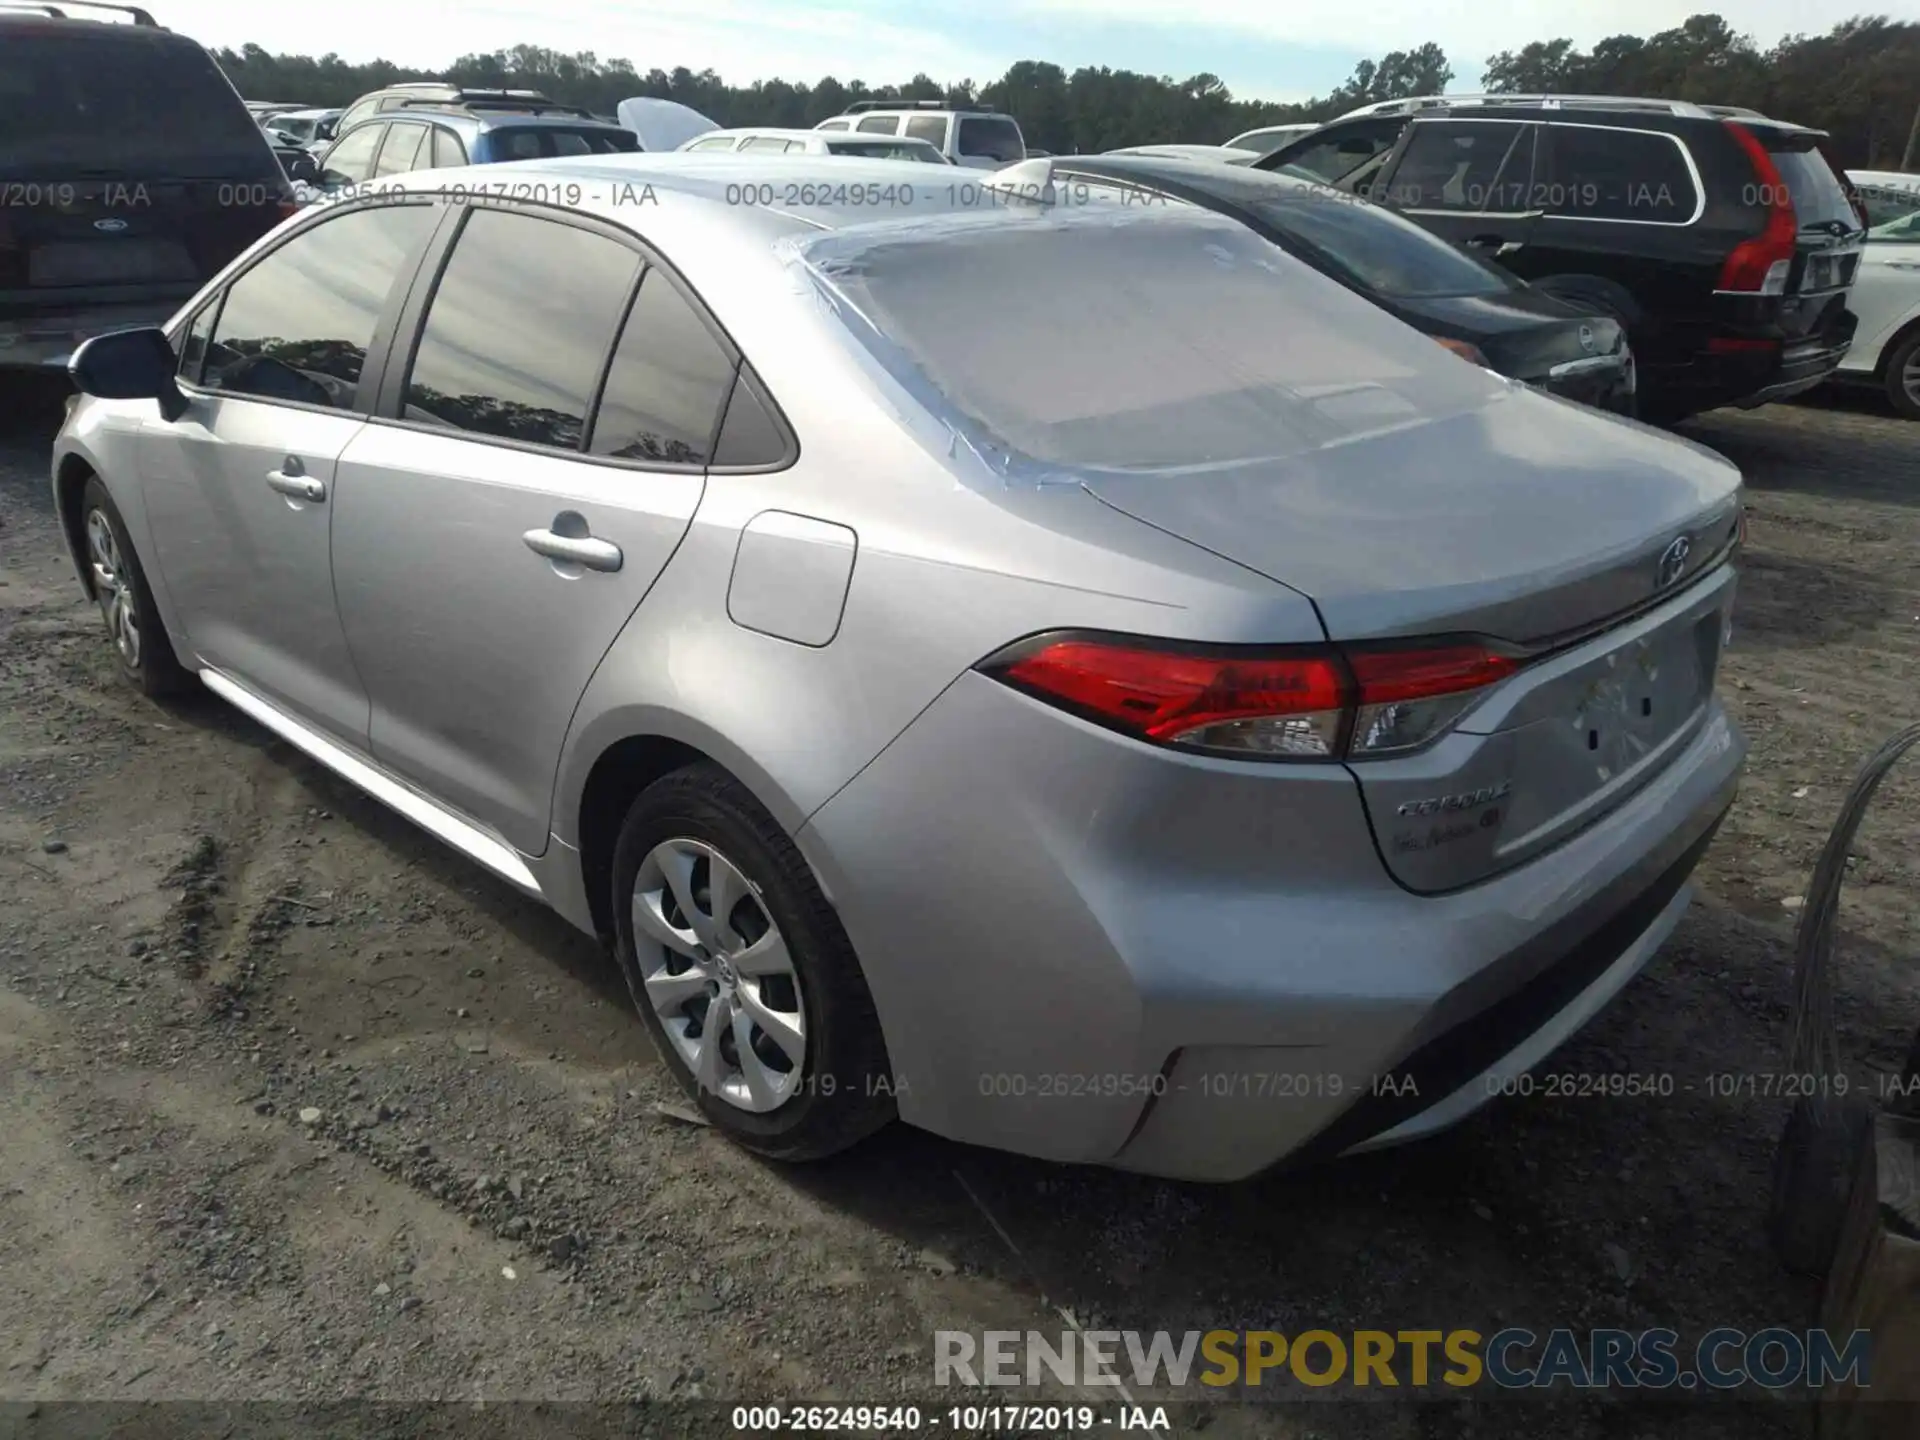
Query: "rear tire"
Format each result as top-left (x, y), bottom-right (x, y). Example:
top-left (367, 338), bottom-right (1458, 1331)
top-left (610, 763), bottom-right (895, 1161)
top-left (1882, 331), bottom-right (1920, 421)
top-left (79, 476), bottom-right (193, 698)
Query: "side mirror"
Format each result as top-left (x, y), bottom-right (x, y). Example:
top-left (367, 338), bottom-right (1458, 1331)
top-left (285, 153), bottom-right (319, 183)
top-left (315, 120), bottom-right (337, 142)
top-left (69, 327), bottom-right (187, 421)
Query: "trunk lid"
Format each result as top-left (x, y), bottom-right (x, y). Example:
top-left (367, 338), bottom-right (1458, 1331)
top-left (1080, 392), bottom-right (1742, 645)
top-left (1399, 291), bottom-right (1627, 384)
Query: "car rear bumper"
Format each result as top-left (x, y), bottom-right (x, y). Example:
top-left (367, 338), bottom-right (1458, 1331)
top-left (798, 666), bottom-right (1746, 1182)
top-left (0, 297), bottom-right (192, 371)
top-left (1653, 304), bottom-right (1858, 414)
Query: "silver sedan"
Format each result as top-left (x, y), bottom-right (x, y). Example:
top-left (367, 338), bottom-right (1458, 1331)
top-left (51, 154), bottom-right (1745, 1179)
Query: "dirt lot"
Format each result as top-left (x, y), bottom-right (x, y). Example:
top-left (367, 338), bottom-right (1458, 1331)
top-left (2, 384), bottom-right (1917, 1439)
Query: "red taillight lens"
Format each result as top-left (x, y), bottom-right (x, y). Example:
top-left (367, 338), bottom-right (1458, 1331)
top-left (986, 635), bottom-right (1521, 761)
top-left (1433, 336), bottom-right (1490, 366)
top-left (1719, 122), bottom-right (1797, 296)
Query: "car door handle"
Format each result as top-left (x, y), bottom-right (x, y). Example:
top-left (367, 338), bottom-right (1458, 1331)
top-left (266, 469), bottom-right (326, 503)
top-left (522, 528), bottom-right (623, 573)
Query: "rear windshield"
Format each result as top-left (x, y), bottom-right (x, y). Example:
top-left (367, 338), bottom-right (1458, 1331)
top-left (1763, 135), bottom-right (1860, 231)
top-left (827, 139), bottom-right (946, 163)
top-left (798, 207), bottom-right (1492, 473)
top-left (0, 34), bottom-right (268, 173)
top-left (956, 116), bottom-right (1025, 163)
top-left (1856, 180), bottom-right (1920, 229)
top-left (488, 127), bottom-right (638, 159)
top-left (1181, 171), bottom-right (1513, 298)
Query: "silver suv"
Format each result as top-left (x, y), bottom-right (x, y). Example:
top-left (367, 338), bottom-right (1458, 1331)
top-left (815, 100), bottom-right (1025, 169)
top-left (53, 154), bottom-right (1745, 1180)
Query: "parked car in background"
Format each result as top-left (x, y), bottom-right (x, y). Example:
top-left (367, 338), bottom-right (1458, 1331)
top-left (54, 153), bottom-right (1746, 1180)
top-left (1252, 95), bottom-right (1866, 423)
top-left (0, 2), bottom-right (290, 372)
top-left (1849, 170), bottom-right (1920, 227)
top-left (1102, 144), bottom-right (1257, 166)
top-left (1223, 122), bottom-right (1318, 154)
top-left (1054, 154), bottom-right (1634, 413)
top-left (318, 82), bottom-right (594, 147)
top-left (681, 127), bottom-right (950, 163)
top-left (244, 100), bottom-right (307, 122)
top-left (268, 141), bottom-right (321, 185)
top-left (1831, 191), bottom-right (1920, 418)
top-left (308, 110), bottom-right (637, 197)
top-left (815, 100), bottom-right (1025, 169)
top-left (264, 108), bottom-right (342, 150)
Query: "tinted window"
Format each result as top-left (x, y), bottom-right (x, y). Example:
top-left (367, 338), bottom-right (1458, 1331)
top-left (431, 128), bottom-right (468, 168)
top-left (906, 116), bottom-right (948, 145)
top-left (712, 366), bottom-right (790, 468)
top-left (0, 35), bottom-right (266, 170)
top-left (321, 125), bottom-right (382, 184)
top-left (403, 209), bottom-right (640, 449)
top-left (202, 203), bottom-right (435, 409)
top-left (1389, 121), bottom-right (1533, 211)
top-left (1545, 125), bottom-right (1697, 222)
top-left (1270, 121), bottom-right (1400, 182)
top-left (1765, 139), bottom-right (1859, 230)
top-left (957, 117), bottom-right (1024, 162)
top-left (857, 115), bottom-right (901, 134)
top-left (588, 268), bottom-right (736, 463)
top-left (373, 123), bottom-right (428, 177)
top-left (1870, 210), bottom-right (1920, 242)
top-left (816, 119), bottom-right (850, 132)
top-left (488, 126), bottom-right (636, 159)
top-left (1858, 183), bottom-right (1920, 229)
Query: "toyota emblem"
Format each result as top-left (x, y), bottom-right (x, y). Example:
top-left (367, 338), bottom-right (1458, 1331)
top-left (1577, 324), bottom-right (1596, 353)
top-left (1657, 535), bottom-right (1691, 588)
top-left (93, 218), bottom-right (128, 233)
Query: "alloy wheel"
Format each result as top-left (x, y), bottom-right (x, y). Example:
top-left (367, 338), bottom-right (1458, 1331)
top-left (632, 837), bottom-right (808, 1112)
top-left (85, 508), bottom-right (141, 668)
top-left (1902, 348), bottom-right (1920, 411)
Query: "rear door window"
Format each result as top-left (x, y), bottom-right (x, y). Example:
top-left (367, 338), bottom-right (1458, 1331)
top-left (1544, 125), bottom-right (1698, 223)
top-left (857, 115), bottom-right (901, 134)
top-left (0, 34), bottom-right (268, 174)
top-left (816, 119), bottom-right (851, 132)
top-left (201, 202), bottom-right (437, 409)
top-left (430, 127), bottom-right (468, 169)
top-left (372, 122), bottom-right (428, 177)
top-left (957, 116), bottom-right (1024, 163)
top-left (587, 268), bottom-right (737, 464)
top-left (401, 208), bottom-right (641, 450)
top-left (489, 127), bottom-right (636, 158)
top-left (742, 136), bottom-right (791, 152)
top-left (1389, 121), bottom-right (1535, 212)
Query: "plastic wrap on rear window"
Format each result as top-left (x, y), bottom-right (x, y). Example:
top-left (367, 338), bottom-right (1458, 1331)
top-left (779, 203), bottom-right (1503, 484)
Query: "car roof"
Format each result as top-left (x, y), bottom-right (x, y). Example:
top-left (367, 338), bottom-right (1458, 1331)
top-left (705, 128), bottom-right (828, 141)
top-left (356, 109), bottom-right (628, 134)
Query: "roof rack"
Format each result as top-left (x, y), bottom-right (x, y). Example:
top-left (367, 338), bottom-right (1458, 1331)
top-left (1339, 93), bottom-right (1770, 122)
top-left (841, 98), bottom-right (994, 115)
top-left (0, 0), bottom-right (160, 22)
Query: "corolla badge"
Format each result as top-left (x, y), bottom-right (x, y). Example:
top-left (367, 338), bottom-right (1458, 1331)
top-left (1577, 324), bottom-right (1596, 352)
top-left (1657, 535), bottom-right (1691, 589)
top-left (93, 218), bottom-right (129, 233)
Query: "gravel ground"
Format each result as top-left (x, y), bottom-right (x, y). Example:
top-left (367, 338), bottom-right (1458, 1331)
top-left (2, 381), bottom-right (1917, 1439)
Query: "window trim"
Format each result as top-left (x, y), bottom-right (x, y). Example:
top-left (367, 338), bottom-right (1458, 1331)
top-left (431, 126), bottom-right (469, 168)
top-left (1535, 121), bottom-right (1707, 228)
top-left (169, 197), bottom-right (444, 420)
top-left (372, 120), bottom-right (430, 177)
top-left (321, 121), bottom-right (386, 185)
top-left (370, 193), bottom-right (797, 475)
top-left (856, 114), bottom-right (903, 135)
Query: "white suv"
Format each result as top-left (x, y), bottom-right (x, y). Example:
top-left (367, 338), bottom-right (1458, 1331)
top-left (815, 101), bottom-right (1025, 169)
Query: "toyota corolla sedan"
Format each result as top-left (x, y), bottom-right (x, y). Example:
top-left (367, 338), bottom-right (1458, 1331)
top-left (52, 154), bottom-right (1745, 1181)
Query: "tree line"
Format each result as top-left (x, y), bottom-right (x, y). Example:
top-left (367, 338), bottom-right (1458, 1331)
top-left (217, 12), bottom-right (1920, 167)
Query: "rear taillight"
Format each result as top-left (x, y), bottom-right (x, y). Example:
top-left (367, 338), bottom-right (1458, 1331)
top-left (1719, 122), bottom-right (1797, 296)
top-left (1433, 336), bottom-right (1490, 367)
top-left (984, 634), bottom-right (1522, 762)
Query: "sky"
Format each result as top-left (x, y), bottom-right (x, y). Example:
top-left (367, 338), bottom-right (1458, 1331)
top-left (158, 0), bottom-right (1920, 104)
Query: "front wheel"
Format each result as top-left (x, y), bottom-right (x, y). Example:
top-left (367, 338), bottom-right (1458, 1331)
top-left (1883, 331), bottom-right (1920, 421)
top-left (79, 476), bottom-right (192, 697)
top-left (610, 763), bottom-right (896, 1160)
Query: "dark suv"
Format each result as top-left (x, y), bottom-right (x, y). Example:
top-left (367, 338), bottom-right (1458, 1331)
top-left (1, 3), bottom-right (290, 372)
top-left (1256, 96), bottom-right (1867, 422)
